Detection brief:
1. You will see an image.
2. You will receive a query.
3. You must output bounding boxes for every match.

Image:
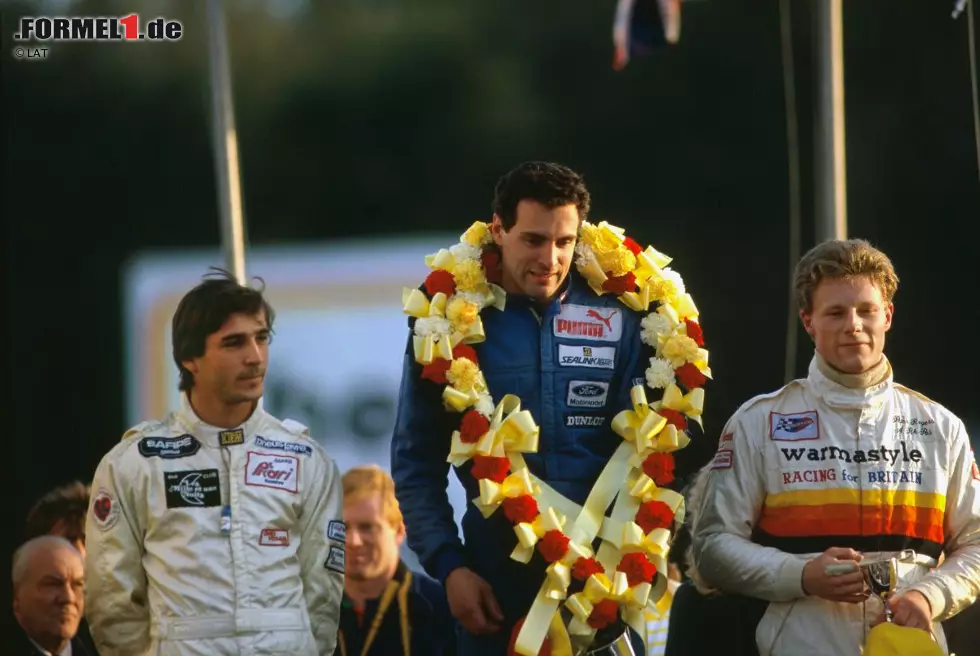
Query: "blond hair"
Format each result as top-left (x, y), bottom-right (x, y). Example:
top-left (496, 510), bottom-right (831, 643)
top-left (342, 465), bottom-right (404, 531)
top-left (794, 239), bottom-right (899, 313)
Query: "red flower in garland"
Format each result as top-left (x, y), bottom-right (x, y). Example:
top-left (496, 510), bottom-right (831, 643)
top-left (642, 452), bottom-right (675, 486)
top-left (623, 236), bottom-right (643, 255)
top-left (481, 249), bottom-right (503, 284)
top-left (420, 358), bottom-right (451, 384)
top-left (588, 599), bottom-right (620, 630)
top-left (684, 319), bottom-right (705, 346)
top-left (617, 552), bottom-right (657, 587)
top-left (502, 495), bottom-right (540, 524)
top-left (601, 271), bottom-right (636, 295)
top-left (537, 530), bottom-right (570, 562)
top-left (635, 500), bottom-right (675, 534)
top-left (572, 557), bottom-right (606, 581)
top-left (471, 455), bottom-right (509, 483)
top-left (507, 617), bottom-right (552, 656)
top-left (675, 362), bottom-right (706, 390)
top-left (424, 269), bottom-right (456, 297)
top-left (459, 410), bottom-right (490, 444)
top-left (658, 408), bottom-right (688, 431)
top-left (452, 343), bottom-right (479, 364)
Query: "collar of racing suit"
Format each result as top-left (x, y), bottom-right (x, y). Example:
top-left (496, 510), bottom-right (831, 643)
top-left (807, 353), bottom-right (893, 411)
top-left (175, 393), bottom-right (266, 447)
top-left (814, 351), bottom-right (891, 390)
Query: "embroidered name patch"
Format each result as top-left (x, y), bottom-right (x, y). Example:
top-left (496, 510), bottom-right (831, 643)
top-left (553, 304), bottom-right (623, 342)
top-left (770, 411), bottom-right (819, 441)
top-left (245, 452), bottom-right (299, 493)
top-left (558, 345), bottom-right (615, 369)
top-left (91, 488), bottom-right (120, 530)
top-left (138, 434), bottom-right (201, 459)
top-left (566, 380), bottom-right (610, 408)
top-left (164, 469), bottom-right (221, 508)
top-left (327, 520), bottom-right (346, 543)
top-left (565, 414), bottom-right (607, 428)
top-left (255, 435), bottom-right (313, 457)
top-left (325, 545), bottom-right (345, 573)
top-left (219, 429), bottom-right (244, 446)
top-left (711, 449), bottom-right (733, 470)
top-left (259, 528), bottom-right (290, 547)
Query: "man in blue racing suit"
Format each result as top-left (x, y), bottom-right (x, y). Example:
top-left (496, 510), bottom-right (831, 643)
top-left (391, 161), bottom-right (678, 654)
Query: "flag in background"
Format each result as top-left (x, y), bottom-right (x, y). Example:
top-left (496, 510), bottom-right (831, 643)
top-left (613, 0), bottom-right (681, 70)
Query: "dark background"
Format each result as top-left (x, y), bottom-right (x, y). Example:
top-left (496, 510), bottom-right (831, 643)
top-left (3, 0), bottom-right (978, 638)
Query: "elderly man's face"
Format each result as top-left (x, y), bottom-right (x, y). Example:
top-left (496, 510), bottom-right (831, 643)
top-left (13, 543), bottom-right (84, 646)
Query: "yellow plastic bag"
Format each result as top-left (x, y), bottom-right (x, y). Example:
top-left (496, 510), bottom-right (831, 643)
top-left (863, 623), bottom-right (944, 656)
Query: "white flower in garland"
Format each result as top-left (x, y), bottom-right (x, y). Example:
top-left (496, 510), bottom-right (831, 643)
top-left (645, 357), bottom-right (676, 389)
top-left (414, 316), bottom-right (452, 338)
top-left (640, 313), bottom-right (674, 346)
top-left (475, 392), bottom-right (494, 417)
top-left (574, 240), bottom-right (598, 271)
top-left (450, 242), bottom-right (482, 263)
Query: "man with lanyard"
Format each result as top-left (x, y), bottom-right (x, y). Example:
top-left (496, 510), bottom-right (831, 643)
top-left (391, 161), bottom-right (666, 654)
top-left (85, 270), bottom-right (345, 655)
top-left (335, 465), bottom-right (455, 656)
top-left (691, 239), bottom-right (980, 655)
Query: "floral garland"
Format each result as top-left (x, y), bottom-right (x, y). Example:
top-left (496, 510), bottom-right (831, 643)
top-left (402, 220), bottom-right (711, 656)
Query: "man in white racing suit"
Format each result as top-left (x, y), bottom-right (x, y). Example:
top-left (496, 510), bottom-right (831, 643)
top-left (691, 239), bottom-right (980, 655)
top-left (85, 270), bottom-right (345, 655)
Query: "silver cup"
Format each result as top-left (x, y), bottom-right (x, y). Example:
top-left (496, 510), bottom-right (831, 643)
top-left (577, 628), bottom-right (637, 656)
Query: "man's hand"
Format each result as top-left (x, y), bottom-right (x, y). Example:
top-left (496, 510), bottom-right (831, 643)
top-left (802, 547), bottom-right (868, 603)
top-left (872, 590), bottom-right (933, 631)
top-left (445, 567), bottom-right (504, 635)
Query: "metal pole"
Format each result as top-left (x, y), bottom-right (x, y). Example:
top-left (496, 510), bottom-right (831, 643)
top-left (206, 0), bottom-right (248, 284)
top-left (814, 0), bottom-right (848, 243)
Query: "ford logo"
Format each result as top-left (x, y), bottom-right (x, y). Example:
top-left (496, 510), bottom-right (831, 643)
top-left (572, 384), bottom-right (604, 397)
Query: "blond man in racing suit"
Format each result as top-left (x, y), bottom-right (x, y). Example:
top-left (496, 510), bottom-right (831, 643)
top-left (85, 270), bottom-right (345, 655)
top-left (691, 239), bottom-right (980, 655)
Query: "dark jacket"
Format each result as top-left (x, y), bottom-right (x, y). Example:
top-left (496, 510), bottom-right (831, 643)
top-left (334, 561), bottom-right (455, 656)
top-left (391, 269), bottom-right (651, 625)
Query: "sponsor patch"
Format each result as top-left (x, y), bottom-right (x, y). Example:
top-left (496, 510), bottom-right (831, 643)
top-left (245, 452), bottom-right (299, 493)
top-left (973, 458), bottom-right (980, 482)
top-left (91, 488), bottom-right (120, 531)
top-left (711, 449), bottom-right (733, 470)
top-left (720, 432), bottom-right (734, 443)
top-left (138, 434), bottom-right (201, 459)
top-left (553, 305), bottom-right (623, 342)
top-left (164, 469), bottom-right (221, 508)
top-left (327, 520), bottom-right (346, 543)
top-left (565, 414), bottom-right (607, 428)
top-left (254, 435), bottom-right (313, 457)
top-left (259, 528), bottom-right (290, 547)
top-left (558, 344), bottom-right (615, 370)
top-left (567, 380), bottom-right (610, 408)
top-left (325, 545), bottom-right (345, 573)
top-left (770, 411), bottom-right (820, 441)
top-left (219, 429), bottom-right (244, 446)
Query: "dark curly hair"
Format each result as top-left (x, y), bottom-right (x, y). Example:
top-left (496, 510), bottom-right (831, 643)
top-left (492, 161), bottom-right (591, 230)
top-left (172, 268), bottom-right (275, 391)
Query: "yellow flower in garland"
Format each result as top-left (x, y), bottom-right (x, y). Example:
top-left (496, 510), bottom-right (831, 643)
top-left (447, 296), bottom-right (480, 327)
top-left (595, 247), bottom-right (637, 278)
top-left (646, 269), bottom-right (685, 305)
top-left (661, 335), bottom-right (700, 368)
top-left (461, 221), bottom-right (492, 247)
top-left (454, 259), bottom-right (487, 293)
top-left (447, 357), bottom-right (484, 393)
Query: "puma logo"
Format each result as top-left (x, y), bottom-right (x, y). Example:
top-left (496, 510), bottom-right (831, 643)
top-left (585, 309), bottom-right (615, 330)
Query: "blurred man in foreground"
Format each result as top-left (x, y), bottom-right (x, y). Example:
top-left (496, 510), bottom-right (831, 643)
top-left (336, 465), bottom-right (455, 656)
